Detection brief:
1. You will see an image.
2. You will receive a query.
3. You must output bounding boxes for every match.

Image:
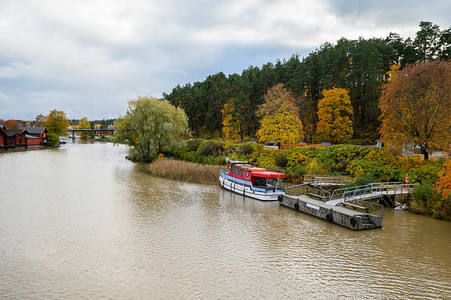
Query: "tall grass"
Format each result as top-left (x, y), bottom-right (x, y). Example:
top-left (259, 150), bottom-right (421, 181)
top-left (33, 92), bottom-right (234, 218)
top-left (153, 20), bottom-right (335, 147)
top-left (148, 158), bottom-right (222, 185)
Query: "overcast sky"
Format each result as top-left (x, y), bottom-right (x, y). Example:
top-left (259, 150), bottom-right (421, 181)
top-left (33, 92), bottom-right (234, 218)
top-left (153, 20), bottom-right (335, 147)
top-left (0, 0), bottom-right (450, 120)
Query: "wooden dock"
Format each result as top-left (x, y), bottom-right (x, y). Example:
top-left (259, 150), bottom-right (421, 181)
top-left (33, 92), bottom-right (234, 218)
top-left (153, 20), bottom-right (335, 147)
top-left (280, 194), bottom-right (383, 231)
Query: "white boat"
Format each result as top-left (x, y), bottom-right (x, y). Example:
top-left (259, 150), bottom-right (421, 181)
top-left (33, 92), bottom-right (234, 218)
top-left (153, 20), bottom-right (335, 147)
top-left (219, 159), bottom-right (285, 201)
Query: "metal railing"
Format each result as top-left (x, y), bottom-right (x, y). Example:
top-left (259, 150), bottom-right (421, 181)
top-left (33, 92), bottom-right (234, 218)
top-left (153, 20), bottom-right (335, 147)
top-left (339, 199), bottom-right (384, 216)
top-left (329, 182), bottom-right (419, 203)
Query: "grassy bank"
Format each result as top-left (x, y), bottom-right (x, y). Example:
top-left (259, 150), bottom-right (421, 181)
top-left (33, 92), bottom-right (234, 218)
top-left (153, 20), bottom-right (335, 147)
top-left (147, 158), bottom-right (222, 185)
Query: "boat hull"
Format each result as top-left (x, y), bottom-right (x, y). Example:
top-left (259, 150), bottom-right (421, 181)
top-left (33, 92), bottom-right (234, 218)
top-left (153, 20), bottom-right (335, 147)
top-left (219, 172), bottom-right (284, 201)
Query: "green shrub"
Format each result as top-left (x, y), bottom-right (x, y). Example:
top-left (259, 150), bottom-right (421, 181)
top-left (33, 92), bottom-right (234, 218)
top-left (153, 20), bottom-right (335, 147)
top-left (355, 173), bottom-right (379, 185)
top-left (186, 139), bottom-right (205, 152)
top-left (239, 142), bottom-right (262, 156)
top-left (306, 158), bottom-right (329, 175)
top-left (46, 132), bottom-right (59, 145)
top-left (413, 183), bottom-right (434, 205)
top-left (408, 158), bottom-right (445, 184)
top-left (286, 165), bottom-right (307, 183)
top-left (347, 148), bottom-right (403, 182)
top-left (275, 151), bottom-right (289, 168)
top-left (197, 140), bottom-right (226, 156)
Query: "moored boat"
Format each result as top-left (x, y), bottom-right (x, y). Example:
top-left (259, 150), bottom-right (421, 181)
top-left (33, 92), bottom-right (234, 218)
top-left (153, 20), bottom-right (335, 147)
top-left (219, 159), bottom-right (285, 201)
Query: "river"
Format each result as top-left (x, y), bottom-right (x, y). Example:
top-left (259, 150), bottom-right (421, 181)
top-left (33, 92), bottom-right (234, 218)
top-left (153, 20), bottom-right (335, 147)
top-left (0, 142), bottom-right (450, 299)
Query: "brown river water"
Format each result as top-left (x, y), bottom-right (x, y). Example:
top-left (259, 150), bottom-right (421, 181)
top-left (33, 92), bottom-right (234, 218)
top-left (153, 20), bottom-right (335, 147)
top-left (0, 142), bottom-right (450, 299)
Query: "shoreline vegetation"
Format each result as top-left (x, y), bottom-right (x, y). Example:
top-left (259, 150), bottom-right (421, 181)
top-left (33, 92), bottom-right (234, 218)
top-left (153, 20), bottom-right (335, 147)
top-left (151, 139), bottom-right (450, 221)
top-left (147, 157), bottom-right (222, 185)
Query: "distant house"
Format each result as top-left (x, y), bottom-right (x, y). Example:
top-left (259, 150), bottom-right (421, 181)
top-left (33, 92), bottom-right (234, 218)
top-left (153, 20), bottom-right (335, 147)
top-left (3, 128), bottom-right (28, 147)
top-left (0, 126), bottom-right (49, 149)
top-left (0, 126), bottom-right (7, 146)
top-left (22, 127), bottom-right (48, 144)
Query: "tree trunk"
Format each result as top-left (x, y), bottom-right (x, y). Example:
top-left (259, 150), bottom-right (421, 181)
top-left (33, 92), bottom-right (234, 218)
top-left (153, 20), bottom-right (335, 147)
top-left (422, 147), bottom-right (429, 160)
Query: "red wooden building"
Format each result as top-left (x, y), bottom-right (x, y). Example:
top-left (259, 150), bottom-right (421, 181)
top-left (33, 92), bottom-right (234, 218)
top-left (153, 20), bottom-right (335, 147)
top-left (0, 126), bottom-right (49, 148)
top-left (22, 127), bottom-right (48, 144)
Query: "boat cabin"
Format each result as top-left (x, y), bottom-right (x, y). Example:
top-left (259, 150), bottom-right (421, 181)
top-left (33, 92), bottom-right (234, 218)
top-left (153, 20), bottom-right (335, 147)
top-left (227, 160), bottom-right (285, 188)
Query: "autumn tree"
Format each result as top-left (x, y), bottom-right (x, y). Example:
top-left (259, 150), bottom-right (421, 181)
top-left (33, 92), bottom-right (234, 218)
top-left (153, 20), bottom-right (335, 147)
top-left (115, 96), bottom-right (190, 162)
top-left (78, 117), bottom-right (90, 140)
top-left (3, 119), bottom-right (21, 129)
top-left (434, 159), bottom-right (451, 200)
top-left (379, 61), bottom-right (451, 159)
top-left (316, 88), bottom-right (354, 144)
top-left (42, 109), bottom-right (69, 136)
top-left (221, 98), bottom-right (242, 141)
top-left (256, 84), bottom-right (304, 143)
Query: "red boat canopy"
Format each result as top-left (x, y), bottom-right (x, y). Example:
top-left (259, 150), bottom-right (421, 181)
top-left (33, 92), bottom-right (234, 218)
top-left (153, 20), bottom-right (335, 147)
top-left (251, 171), bottom-right (285, 178)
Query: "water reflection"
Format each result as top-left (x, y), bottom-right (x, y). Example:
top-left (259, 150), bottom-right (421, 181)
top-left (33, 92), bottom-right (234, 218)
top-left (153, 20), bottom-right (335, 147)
top-left (0, 143), bottom-right (450, 299)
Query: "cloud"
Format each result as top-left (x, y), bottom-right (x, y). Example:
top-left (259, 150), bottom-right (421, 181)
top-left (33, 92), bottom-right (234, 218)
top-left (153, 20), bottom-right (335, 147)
top-left (0, 0), bottom-right (449, 120)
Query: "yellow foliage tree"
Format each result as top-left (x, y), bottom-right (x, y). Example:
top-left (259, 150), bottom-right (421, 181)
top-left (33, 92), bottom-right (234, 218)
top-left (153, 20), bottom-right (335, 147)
top-left (78, 117), bottom-right (91, 140)
top-left (221, 98), bottom-right (241, 141)
top-left (385, 64), bottom-right (401, 82)
top-left (42, 109), bottom-right (69, 136)
top-left (316, 88), bottom-right (353, 144)
top-left (257, 109), bottom-right (304, 144)
top-left (256, 84), bottom-right (304, 143)
top-left (434, 159), bottom-right (451, 200)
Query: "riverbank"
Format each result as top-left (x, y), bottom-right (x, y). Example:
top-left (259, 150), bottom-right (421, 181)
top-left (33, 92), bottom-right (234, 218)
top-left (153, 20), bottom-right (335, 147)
top-left (159, 139), bottom-right (450, 221)
top-left (147, 157), bottom-right (222, 185)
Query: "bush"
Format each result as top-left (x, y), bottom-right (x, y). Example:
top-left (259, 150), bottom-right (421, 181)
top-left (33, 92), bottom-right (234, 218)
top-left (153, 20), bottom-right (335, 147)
top-left (239, 142), bottom-right (262, 156)
top-left (46, 132), bottom-right (59, 145)
top-left (306, 158), bottom-right (329, 175)
top-left (347, 148), bottom-right (403, 182)
top-left (413, 183), bottom-right (434, 205)
top-left (186, 139), bottom-right (205, 152)
top-left (286, 165), bottom-right (307, 183)
top-left (355, 173), bottom-right (379, 185)
top-left (409, 158), bottom-right (445, 184)
top-left (197, 140), bottom-right (226, 156)
top-left (275, 151), bottom-right (289, 168)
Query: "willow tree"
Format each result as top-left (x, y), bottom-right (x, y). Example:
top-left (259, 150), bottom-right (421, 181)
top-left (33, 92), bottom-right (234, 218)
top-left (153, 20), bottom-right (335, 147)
top-left (115, 96), bottom-right (190, 162)
top-left (379, 61), bottom-right (451, 159)
top-left (256, 84), bottom-right (304, 143)
top-left (316, 88), bottom-right (354, 144)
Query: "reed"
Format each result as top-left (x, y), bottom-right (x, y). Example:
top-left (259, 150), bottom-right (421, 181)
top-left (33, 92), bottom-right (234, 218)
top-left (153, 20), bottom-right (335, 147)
top-left (148, 158), bottom-right (222, 185)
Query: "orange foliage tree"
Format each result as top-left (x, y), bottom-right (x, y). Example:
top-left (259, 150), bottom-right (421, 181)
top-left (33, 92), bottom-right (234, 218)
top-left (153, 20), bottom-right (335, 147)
top-left (379, 61), bottom-right (451, 159)
top-left (434, 159), bottom-right (451, 200)
top-left (3, 120), bottom-right (21, 129)
top-left (316, 88), bottom-right (353, 144)
top-left (256, 84), bottom-right (304, 143)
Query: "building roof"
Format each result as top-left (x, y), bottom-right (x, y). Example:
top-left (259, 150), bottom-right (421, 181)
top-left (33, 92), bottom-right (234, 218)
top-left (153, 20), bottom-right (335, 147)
top-left (22, 127), bottom-right (48, 134)
top-left (5, 129), bottom-right (26, 137)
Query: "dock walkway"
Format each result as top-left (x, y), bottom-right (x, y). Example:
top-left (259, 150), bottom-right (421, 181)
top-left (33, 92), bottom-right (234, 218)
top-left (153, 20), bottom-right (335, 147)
top-left (281, 179), bottom-right (417, 231)
top-left (280, 194), bottom-right (382, 230)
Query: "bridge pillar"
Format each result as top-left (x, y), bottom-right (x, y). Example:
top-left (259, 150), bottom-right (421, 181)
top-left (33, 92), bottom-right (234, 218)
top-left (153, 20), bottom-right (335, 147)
top-left (72, 130), bottom-right (75, 142)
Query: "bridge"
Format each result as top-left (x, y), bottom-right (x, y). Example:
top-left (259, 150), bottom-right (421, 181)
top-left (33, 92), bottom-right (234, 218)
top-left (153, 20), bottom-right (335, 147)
top-left (67, 128), bottom-right (115, 140)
